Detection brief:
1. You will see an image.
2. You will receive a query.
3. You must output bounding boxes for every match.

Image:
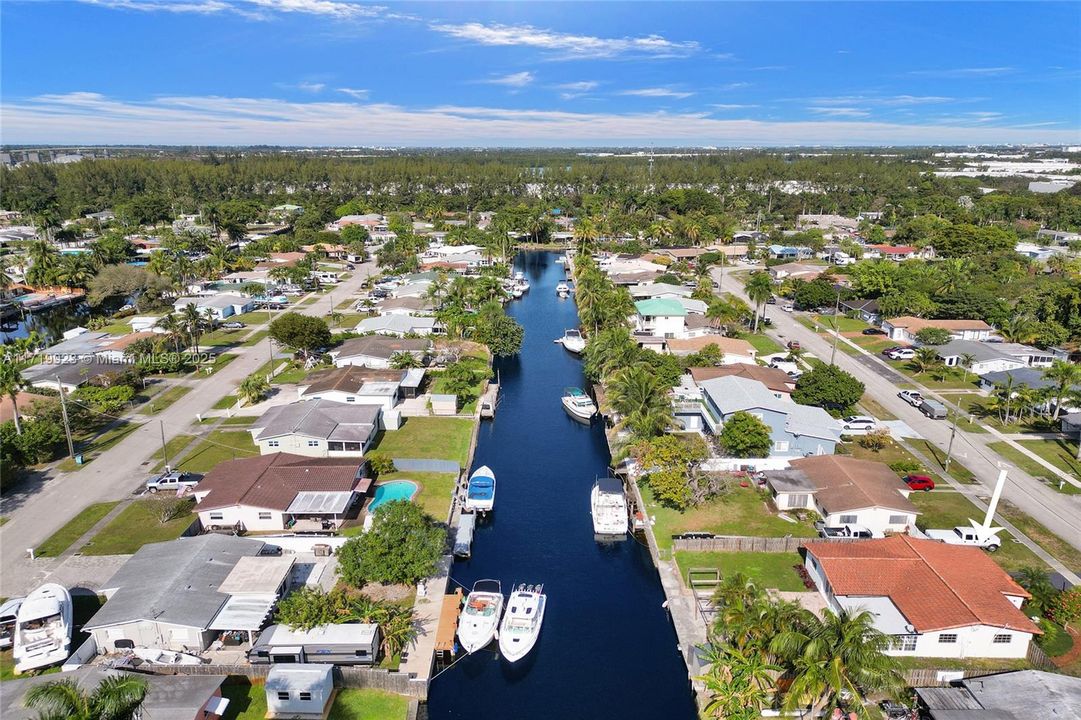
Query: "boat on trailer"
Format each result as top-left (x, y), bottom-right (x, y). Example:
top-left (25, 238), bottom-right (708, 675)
top-left (464, 466), bottom-right (496, 513)
top-left (561, 387), bottom-right (597, 421)
top-left (458, 580), bottom-right (504, 654)
top-left (498, 584), bottom-right (546, 662)
top-left (13, 583), bottom-right (72, 674)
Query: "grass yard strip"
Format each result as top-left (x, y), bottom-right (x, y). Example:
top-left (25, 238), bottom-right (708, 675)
top-left (198, 352), bottom-right (238, 377)
top-left (369, 417), bottom-right (473, 466)
top-left (907, 439), bottom-right (977, 484)
top-left (382, 470), bottom-right (458, 520)
top-left (858, 392), bottom-right (897, 421)
top-left (271, 363), bottom-right (307, 384)
top-left (213, 394), bottom-right (239, 410)
top-left (58, 421), bottom-right (145, 472)
top-left (173, 430), bottom-right (259, 473)
top-left (149, 433), bottom-right (197, 470)
top-left (988, 440), bottom-right (1081, 492)
top-left (997, 502), bottom-right (1081, 574)
top-left (142, 385), bottom-right (191, 415)
top-left (82, 498), bottom-right (196, 555)
top-left (675, 550), bottom-right (807, 591)
top-left (35, 501), bottom-right (121, 557)
top-left (241, 329), bottom-right (270, 347)
top-left (740, 332), bottom-right (784, 356)
top-left (219, 415), bottom-right (260, 426)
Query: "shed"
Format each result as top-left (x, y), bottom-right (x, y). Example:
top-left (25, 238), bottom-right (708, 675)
top-left (266, 663), bottom-right (335, 720)
top-left (431, 393), bottom-right (457, 416)
top-left (250, 623), bottom-right (380, 665)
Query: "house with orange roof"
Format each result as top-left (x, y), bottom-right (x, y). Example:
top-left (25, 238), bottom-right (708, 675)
top-left (881, 316), bottom-right (994, 344)
top-left (803, 535), bottom-right (1040, 658)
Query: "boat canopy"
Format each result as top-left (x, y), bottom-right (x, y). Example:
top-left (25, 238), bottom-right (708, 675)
top-left (467, 479), bottom-right (495, 501)
top-left (595, 477), bottom-right (623, 495)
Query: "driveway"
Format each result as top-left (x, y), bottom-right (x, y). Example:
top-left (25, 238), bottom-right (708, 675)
top-left (0, 263), bottom-right (377, 596)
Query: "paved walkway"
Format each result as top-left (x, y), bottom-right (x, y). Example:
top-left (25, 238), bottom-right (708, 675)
top-left (398, 555), bottom-right (452, 682)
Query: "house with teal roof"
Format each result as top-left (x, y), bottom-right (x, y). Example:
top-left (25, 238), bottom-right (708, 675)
top-left (633, 298), bottom-right (687, 338)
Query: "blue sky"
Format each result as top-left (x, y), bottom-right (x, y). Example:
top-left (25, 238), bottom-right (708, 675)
top-left (2, 0), bottom-right (1079, 146)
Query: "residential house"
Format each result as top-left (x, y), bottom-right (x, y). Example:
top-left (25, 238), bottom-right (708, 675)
top-left (687, 365), bottom-right (796, 396)
top-left (94, 331), bottom-right (157, 362)
top-left (934, 340), bottom-right (1028, 376)
top-left (22, 358), bottom-right (122, 392)
top-left (666, 336), bottom-right (758, 365)
top-left (172, 294), bottom-right (254, 321)
top-left (633, 298), bottom-right (686, 339)
top-left (85, 535), bottom-right (290, 652)
top-left (839, 298), bottom-right (881, 325)
top-left (917, 670), bottom-right (1081, 720)
top-left (768, 262), bottom-right (827, 281)
top-left (251, 624), bottom-right (380, 666)
top-left (298, 365), bottom-right (423, 405)
top-left (1037, 228), bottom-right (1081, 246)
top-left (379, 296), bottom-right (435, 316)
top-left (610, 270), bottom-right (664, 286)
top-left (979, 367), bottom-right (1081, 415)
top-left (266, 664), bottom-right (334, 719)
top-left (681, 314), bottom-right (726, 339)
top-left (803, 535), bottom-right (1040, 658)
top-left (992, 342), bottom-right (1056, 368)
top-left (685, 375), bottom-right (843, 456)
top-left (0, 668), bottom-right (231, 720)
top-left (1015, 241), bottom-right (1069, 261)
top-left (249, 400), bottom-right (382, 456)
top-left (334, 214), bottom-right (385, 231)
top-left (354, 314), bottom-right (438, 337)
top-left (628, 283), bottom-right (693, 301)
top-left (766, 244), bottom-right (811, 260)
top-left (193, 453), bottom-right (370, 533)
top-left (129, 315), bottom-right (166, 333)
top-left (676, 297), bottom-right (709, 315)
top-left (1062, 411), bottom-right (1081, 434)
top-left (798, 214), bottom-right (860, 233)
top-left (864, 244), bottom-right (934, 261)
top-left (766, 456), bottom-right (919, 536)
top-left (330, 335), bottom-right (431, 370)
top-left (881, 316), bottom-right (993, 344)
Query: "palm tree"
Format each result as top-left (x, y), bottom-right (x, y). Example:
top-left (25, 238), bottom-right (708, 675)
top-left (23, 674), bottom-right (148, 720)
top-left (744, 272), bottom-right (773, 333)
top-left (154, 313), bottom-right (184, 353)
top-left (0, 345), bottom-right (30, 434)
top-left (390, 351), bottom-right (421, 369)
top-left (239, 373), bottom-right (270, 405)
top-left (697, 642), bottom-right (779, 719)
top-left (958, 352), bottom-right (976, 383)
top-left (573, 218), bottom-right (599, 256)
top-left (1043, 359), bottom-right (1081, 421)
top-left (606, 363), bottom-right (673, 440)
top-left (24, 238), bottom-right (60, 287)
top-left (910, 346), bottom-right (941, 375)
top-left (935, 258), bottom-right (971, 296)
top-left (995, 374), bottom-right (1019, 425)
top-left (180, 303), bottom-right (209, 352)
top-left (998, 314), bottom-right (1038, 344)
top-left (55, 254), bottom-right (96, 288)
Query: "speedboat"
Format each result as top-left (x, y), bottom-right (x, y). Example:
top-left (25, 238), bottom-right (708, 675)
top-left (453, 512), bottom-right (476, 558)
top-left (561, 387), bottom-right (597, 421)
top-left (514, 271), bottom-right (525, 282)
top-left (133, 646), bottom-right (203, 665)
top-left (0, 597), bottom-right (24, 649)
top-left (458, 580), bottom-right (504, 654)
top-left (558, 329), bottom-right (586, 354)
top-left (14, 583), bottom-right (72, 673)
top-left (556, 282), bottom-right (570, 297)
top-left (555, 256), bottom-right (566, 264)
top-left (498, 584), bottom-right (546, 662)
top-left (464, 466), bottom-right (496, 513)
top-left (591, 478), bottom-right (629, 536)
top-left (510, 286), bottom-right (524, 299)
top-left (516, 278), bottom-right (530, 293)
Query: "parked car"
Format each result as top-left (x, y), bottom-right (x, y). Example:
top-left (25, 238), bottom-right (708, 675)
top-left (905, 474), bottom-right (936, 491)
top-left (862, 328), bottom-right (885, 336)
top-left (146, 470), bottom-right (199, 493)
top-left (885, 348), bottom-right (915, 360)
top-left (841, 415), bottom-right (877, 433)
top-left (221, 321), bottom-right (245, 329)
top-left (898, 390), bottom-right (923, 407)
top-left (345, 263), bottom-right (356, 270)
top-left (814, 520), bottom-right (872, 539)
top-left (781, 302), bottom-right (795, 312)
top-left (787, 340), bottom-right (801, 352)
top-left (926, 525), bottom-right (1001, 551)
top-left (766, 296), bottom-right (777, 305)
top-left (919, 398), bottom-right (948, 419)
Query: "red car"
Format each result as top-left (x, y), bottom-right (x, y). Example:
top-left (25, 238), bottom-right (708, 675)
top-left (905, 474), bottom-right (935, 492)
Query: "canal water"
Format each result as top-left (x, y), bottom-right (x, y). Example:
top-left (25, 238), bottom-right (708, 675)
top-left (425, 251), bottom-right (698, 720)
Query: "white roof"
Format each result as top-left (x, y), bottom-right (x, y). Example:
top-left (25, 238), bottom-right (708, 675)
top-left (258, 623), bottom-right (379, 645)
top-left (217, 556), bottom-right (294, 595)
top-left (286, 491), bottom-right (354, 515)
top-left (266, 664), bottom-right (333, 691)
top-left (208, 594), bottom-right (277, 631)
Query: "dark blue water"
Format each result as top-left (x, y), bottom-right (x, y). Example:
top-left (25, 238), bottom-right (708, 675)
top-left (425, 252), bottom-right (697, 720)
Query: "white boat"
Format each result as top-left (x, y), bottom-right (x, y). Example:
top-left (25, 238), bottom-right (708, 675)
top-left (555, 256), bottom-right (566, 264)
top-left (555, 282), bottom-right (570, 297)
top-left (514, 271), bottom-right (525, 281)
top-left (453, 513), bottom-right (476, 558)
top-left (132, 646), bottom-right (203, 665)
top-left (558, 329), bottom-right (586, 354)
top-left (458, 580), bottom-right (504, 654)
top-left (511, 287), bottom-right (524, 299)
top-left (0, 597), bottom-right (24, 649)
top-left (464, 466), bottom-right (496, 513)
top-left (591, 478), bottom-right (629, 536)
top-left (498, 584), bottom-right (546, 662)
top-left (561, 387), bottom-right (597, 421)
top-left (516, 279), bottom-right (530, 292)
top-left (13, 583), bottom-right (72, 673)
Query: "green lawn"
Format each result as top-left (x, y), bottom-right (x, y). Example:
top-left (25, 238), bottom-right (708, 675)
top-left (141, 385), bottom-right (192, 415)
top-left (230, 310), bottom-right (276, 324)
top-left (886, 358), bottom-right (981, 391)
top-left (906, 439), bottom-right (978, 484)
top-left (370, 417), bottom-right (473, 466)
top-left (149, 433), bottom-right (197, 469)
top-left (842, 436), bottom-right (927, 472)
top-left (58, 421), bottom-right (145, 472)
top-left (173, 429), bottom-right (259, 473)
top-left (848, 334), bottom-right (897, 355)
top-left (812, 314), bottom-right (870, 333)
top-left (220, 415), bottom-right (260, 426)
top-left (675, 550), bottom-right (807, 591)
top-left (35, 501), bottom-right (120, 557)
top-left (241, 329), bottom-right (270, 347)
top-left (197, 352), bottom-right (238, 376)
top-left (909, 491), bottom-right (1045, 573)
top-left (998, 501), bottom-right (1081, 574)
top-left (988, 440), bottom-right (1081, 491)
top-left (199, 328), bottom-right (249, 347)
top-left (221, 681), bottom-right (408, 720)
top-left (82, 498), bottom-right (196, 555)
top-left (385, 470), bottom-right (458, 519)
top-left (740, 333), bottom-right (784, 356)
top-left (271, 363), bottom-right (308, 384)
top-left (955, 394), bottom-right (1060, 434)
top-left (858, 392), bottom-right (897, 421)
top-left (641, 483), bottom-right (817, 553)
top-left (329, 313), bottom-right (367, 330)
top-left (213, 394), bottom-right (239, 410)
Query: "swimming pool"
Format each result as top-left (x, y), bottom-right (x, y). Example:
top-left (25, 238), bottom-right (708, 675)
top-left (368, 480), bottom-right (418, 512)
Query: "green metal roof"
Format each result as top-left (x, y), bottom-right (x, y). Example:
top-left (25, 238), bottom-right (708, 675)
top-left (634, 298), bottom-right (687, 317)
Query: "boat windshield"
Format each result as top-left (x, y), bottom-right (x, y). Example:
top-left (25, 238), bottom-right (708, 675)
top-left (465, 597), bottom-right (499, 617)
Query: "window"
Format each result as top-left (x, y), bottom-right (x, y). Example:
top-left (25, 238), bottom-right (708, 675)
top-left (328, 441), bottom-right (344, 452)
top-left (307, 440), bottom-right (320, 447)
top-left (838, 515), bottom-right (858, 524)
top-left (774, 440), bottom-right (789, 452)
top-left (888, 515), bottom-right (908, 525)
top-left (258, 512), bottom-right (272, 520)
top-left (993, 634), bottom-right (1012, 644)
top-left (355, 649), bottom-right (369, 656)
top-left (788, 494), bottom-right (809, 509)
top-left (267, 440), bottom-right (280, 448)
top-left (939, 634), bottom-right (958, 644)
top-left (299, 692), bottom-right (312, 701)
top-left (209, 512), bottom-right (224, 521)
top-left (277, 692), bottom-right (289, 700)
top-left (346, 396), bottom-right (355, 402)
top-left (344, 441), bottom-right (362, 452)
top-left (893, 635), bottom-right (917, 652)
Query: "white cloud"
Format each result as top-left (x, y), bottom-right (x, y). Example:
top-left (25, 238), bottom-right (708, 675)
top-left (4, 92), bottom-right (1077, 147)
top-left (480, 72), bottom-right (535, 88)
top-left (711, 104), bottom-right (759, 110)
top-left (79, 0), bottom-right (230, 13)
top-left (428, 22), bottom-right (700, 60)
top-left (620, 88), bottom-right (694, 99)
top-left (717, 82), bottom-right (750, 91)
top-left (810, 95), bottom-right (955, 107)
top-left (76, 0), bottom-right (385, 19)
top-left (556, 81), bottom-right (599, 92)
top-left (337, 87), bottom-right (369, 100)
top-left (808, 107), bottom-right (870, 118)
top-left (296, 81), bottom-right (326, 93)
top-left (908, 67), bottom-right (1015, 78)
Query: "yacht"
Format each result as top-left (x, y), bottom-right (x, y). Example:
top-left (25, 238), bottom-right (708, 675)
top-left (561, 387), bottom-right (597, 421)
top-left (591, 478), bottom-right (629, 536)
top-left (464, 466), bottom-right (496, 513)
top-left (498, 584), bottom-right (546, 662)
top-left (555, 282), bottom-right (570, 297)
top-left (0, 598), bottom-right (23, 649)
top-left (516, 278), bottom-right (530, 293)
top-left (510, 286), bottom-right (524, 299)
top-left (13, 583), bottom-right (72, 673)
top-left (513, 271), bottom-right (525, 282)
top-left (558, 328), bottom-right (586, 354)
top-left (458, 580), bottom-right (504, 654)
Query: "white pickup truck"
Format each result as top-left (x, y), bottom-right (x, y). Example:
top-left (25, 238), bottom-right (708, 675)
top-left (925, 525), bottom-right (1002, 552)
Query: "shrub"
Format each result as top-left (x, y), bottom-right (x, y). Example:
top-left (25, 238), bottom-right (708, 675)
top-left (338, 501), bottom-right (445, 586)
top-left (367, 453), bottom-right (396, 476)
top-left (858, 429), bottom-right (891, 452)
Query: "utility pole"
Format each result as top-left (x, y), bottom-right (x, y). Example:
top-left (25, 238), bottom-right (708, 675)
top-left (160, 420), bottom-right (170, 470)
top-left (944, 408), bottom-right (960, 472)
top-left (829, 290), bottom-right (841, 365)
top-left (55, 376), bottom-right (76, 460)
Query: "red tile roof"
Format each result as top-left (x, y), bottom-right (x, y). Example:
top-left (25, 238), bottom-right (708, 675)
top-left (806, 535), bottom-right (1039, 634)
top-left (197, 453), bottom-right (364, 512)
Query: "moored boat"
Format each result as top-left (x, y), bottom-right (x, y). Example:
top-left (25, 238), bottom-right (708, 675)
top-left (498, 584), bottom-right (546, 662)
top-left (453, 512), bottom-right (476, 558)
top-left (13, 583), bottom-right (72, 674)
top-left (591, 478), bottom-right (629, 536)
top-left (464, 466), bottom-right (496, 513)
top-left (558, 328), bottom-right (586, 354)
top-left (458, 580), bottom-right (504, 654)
top-left (555, 282), bottom-right (570, 297)
top-left (561, 387), bottom-right (597, 421)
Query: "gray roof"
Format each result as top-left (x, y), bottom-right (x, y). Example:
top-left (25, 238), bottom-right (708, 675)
top-left (628, 283), bottom-right (692, 299)
top-left (252, 399), bottom-right (380, 443)
top-left (963, 670), bottom-right (1081, 719)
top-left (355, 314), bottom-right (437, 335)
top-left (766, 468), bottom-right (816, 494)
top-left (86, 535), bottom-right (266, 631)
top-left (935, 340), bottom-right (1016, 363)
top-left (23, 358), bottom-right (129, 386)
top-left (333, 335), bottom-right (431, 361)
top-left (698, 375), bottom-right (843, 441)
top-left (982, 366), bottom-right (1075, 391)
top-left (254, 622), bottom-right (379, 647)
top-left (0, 668), bottom-right (226, 720)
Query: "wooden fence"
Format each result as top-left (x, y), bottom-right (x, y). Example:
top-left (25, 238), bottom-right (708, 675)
top-left (673, 535), bottom-right (860, 553)
top-left (141, 663), bottom-right (429, 700)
